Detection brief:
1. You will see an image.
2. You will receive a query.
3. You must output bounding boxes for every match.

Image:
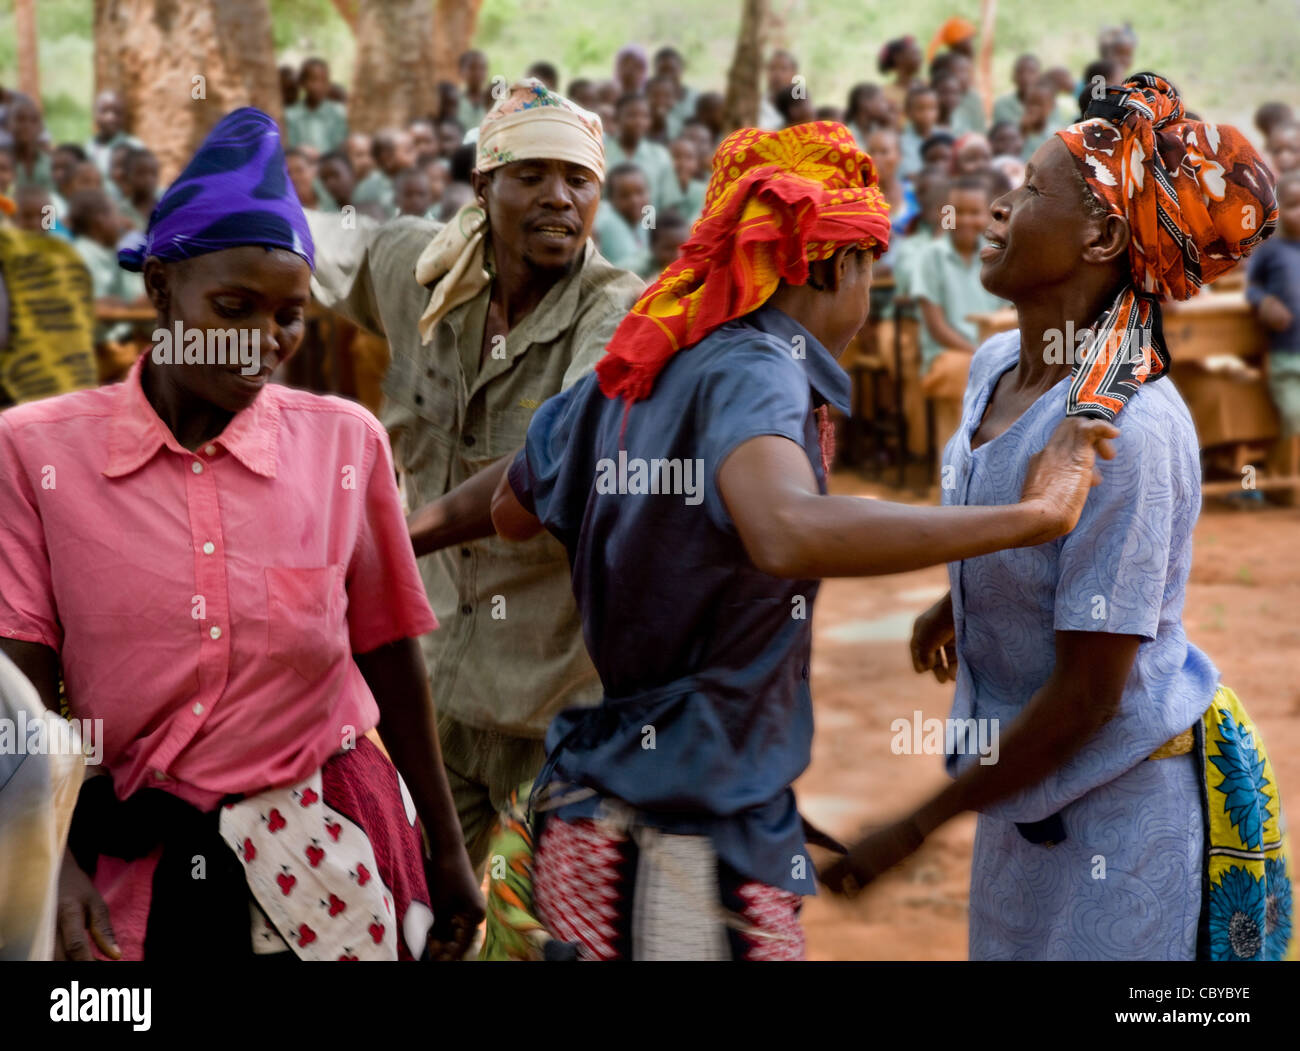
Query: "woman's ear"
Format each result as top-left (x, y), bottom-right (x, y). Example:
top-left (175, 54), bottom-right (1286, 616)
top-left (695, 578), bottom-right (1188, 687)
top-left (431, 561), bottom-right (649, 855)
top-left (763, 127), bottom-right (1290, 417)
top-left (141, 257), bottom-right (170, 317)
top-left (1083, 212), bottom-right (1130, 266)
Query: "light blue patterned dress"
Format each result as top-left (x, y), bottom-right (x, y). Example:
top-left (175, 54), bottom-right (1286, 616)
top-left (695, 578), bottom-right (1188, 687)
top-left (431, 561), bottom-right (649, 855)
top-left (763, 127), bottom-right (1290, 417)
top-left (942, 330), bottom-right (1220, 960)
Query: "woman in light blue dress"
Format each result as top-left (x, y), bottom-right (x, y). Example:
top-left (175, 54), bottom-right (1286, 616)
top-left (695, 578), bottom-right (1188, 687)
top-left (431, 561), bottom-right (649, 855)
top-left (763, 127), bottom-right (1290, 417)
top-left (823, 74), bottom-right (1294, 961)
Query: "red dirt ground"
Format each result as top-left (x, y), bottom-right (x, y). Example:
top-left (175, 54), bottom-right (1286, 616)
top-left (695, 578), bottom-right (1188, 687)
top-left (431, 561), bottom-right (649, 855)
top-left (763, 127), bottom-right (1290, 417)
top-left (798, 473), bottom-right (1300, 961)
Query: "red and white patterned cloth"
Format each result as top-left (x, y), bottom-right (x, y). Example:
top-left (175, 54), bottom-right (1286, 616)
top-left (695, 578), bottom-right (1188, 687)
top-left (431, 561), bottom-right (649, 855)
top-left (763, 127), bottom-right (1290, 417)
top-left (533, 816), bottom-right (805, 961)
top-left (218, 737), bottom-right (434, 960)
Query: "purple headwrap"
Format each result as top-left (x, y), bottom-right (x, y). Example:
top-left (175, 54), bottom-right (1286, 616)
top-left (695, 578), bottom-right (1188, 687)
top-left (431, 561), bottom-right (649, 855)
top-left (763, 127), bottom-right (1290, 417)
top-left (118, 107), bottom-right (314, 272)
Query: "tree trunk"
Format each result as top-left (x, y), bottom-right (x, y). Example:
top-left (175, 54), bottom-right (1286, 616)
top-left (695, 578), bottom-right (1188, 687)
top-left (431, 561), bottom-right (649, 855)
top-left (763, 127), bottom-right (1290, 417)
top-left (723, 0), bottom-right (769, 134)
top-left (349, 0), bottom-right (441, 132)
top-left (93, 0), bottom-right (280, 183)
top-left (14, 0), bottom-right (40, 102)
top-left (431, 0), bottom-right (484, 88)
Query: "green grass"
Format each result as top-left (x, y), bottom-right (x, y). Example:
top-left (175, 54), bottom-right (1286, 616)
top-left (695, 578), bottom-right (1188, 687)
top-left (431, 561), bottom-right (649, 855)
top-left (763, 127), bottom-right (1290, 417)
top-left (0, 0), bottom-right (1296, 145)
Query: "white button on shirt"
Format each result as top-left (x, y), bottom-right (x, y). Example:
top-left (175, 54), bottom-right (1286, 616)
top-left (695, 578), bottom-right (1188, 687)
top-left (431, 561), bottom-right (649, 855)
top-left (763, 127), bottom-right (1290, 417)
top-left (209, 625), bottom-right (221, 640)
top-left (204, 445), bottom-right (217, 456)
top-left (202, 542), bottom-right (215, 555)
top-left (191, 461), bottom-right (203, 474)
top-left (192, 702), bottom-right (204, 715)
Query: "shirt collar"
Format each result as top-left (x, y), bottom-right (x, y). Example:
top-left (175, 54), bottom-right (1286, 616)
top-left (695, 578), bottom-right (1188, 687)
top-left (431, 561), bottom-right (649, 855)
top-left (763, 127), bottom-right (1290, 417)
top-left (746, 303), bottom-right (852, 416)
top-left (103, 355), bottom-right (281, 479)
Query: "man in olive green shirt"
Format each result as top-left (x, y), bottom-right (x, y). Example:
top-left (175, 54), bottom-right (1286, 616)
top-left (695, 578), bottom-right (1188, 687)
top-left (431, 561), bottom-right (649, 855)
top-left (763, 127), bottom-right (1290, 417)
top-left (307, 79), bottom-right (642, 869)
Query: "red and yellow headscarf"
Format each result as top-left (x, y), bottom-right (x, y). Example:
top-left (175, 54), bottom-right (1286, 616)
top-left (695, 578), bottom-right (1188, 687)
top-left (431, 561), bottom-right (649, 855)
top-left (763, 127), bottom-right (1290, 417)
top-left (595, 121), bottom-right (891, 404)
top-left (1056, 73), bottom-right (1278, 420)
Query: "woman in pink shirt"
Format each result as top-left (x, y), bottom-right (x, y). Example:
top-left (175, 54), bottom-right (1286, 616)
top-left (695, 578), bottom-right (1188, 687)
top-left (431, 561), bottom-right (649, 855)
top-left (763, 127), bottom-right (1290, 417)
top-left (0, 109), bottom-right (482, 961)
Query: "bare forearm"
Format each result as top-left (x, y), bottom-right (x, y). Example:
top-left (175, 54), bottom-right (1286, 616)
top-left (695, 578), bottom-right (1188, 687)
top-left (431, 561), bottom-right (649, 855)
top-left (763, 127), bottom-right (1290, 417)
top-left (355, 638), bottom-right (462, 853)
top-left (766, 494), bottom-right (1055, 577)
top-left (408, 456), bottom-right (509, 557)
top-left (914, 679), bottom-right (1114, 836)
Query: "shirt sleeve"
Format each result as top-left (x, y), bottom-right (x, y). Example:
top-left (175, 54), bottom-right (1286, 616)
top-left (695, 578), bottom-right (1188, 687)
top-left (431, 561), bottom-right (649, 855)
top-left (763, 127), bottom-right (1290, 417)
top-left (307, 211), bottom-right (437, 336)
top-left (698, 342), bottom-right (812, 533)
top-left (558, 269), bottom-right (644, 391)
top-left (345, 422), bottom-right (439, 653)
top-left (0, 418), bottom-right (61, 650)
top-left (1052, 407), bottom-right (1179, 641)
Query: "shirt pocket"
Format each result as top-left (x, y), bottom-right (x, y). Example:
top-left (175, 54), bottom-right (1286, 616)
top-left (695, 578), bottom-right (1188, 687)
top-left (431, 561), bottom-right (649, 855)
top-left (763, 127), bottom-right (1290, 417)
top-left (265, 565), bottom-right (347, 682)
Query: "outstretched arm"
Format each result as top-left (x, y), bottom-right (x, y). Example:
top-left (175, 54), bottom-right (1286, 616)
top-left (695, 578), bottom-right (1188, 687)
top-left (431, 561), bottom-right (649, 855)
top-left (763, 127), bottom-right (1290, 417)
top-left (821, 629), bottom-right (1139, 894)
top-left (716, 415), bottom-right (1117, 579)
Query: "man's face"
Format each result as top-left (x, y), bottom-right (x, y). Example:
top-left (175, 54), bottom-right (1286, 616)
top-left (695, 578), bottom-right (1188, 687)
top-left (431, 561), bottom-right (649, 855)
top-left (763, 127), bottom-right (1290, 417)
top-left (302, 64), bottom-right (330, 104)
top-left (438, 121), bottom-right (464, 158)
top-left (1022, 84), bottom-right (1053, 129)
top-left (392, 132), bottom-right (416, 172)
top-left (616, 53), bottom-right (647, 93)
top-left (670, 138), bottom-right (698, 186)
top-left (95, 94), bottom-right (123, 138)
top-left (129, 154), bottom-right (159, 198)
top-left (10, 103), bottom-right (41, 147)
top-left (397, 173), bottom-right (434, 216)
top-left (935, 75), bottom-right (963, 119)
top-left (648, 79), bottom-right (676, 121)
top-left (651, 225), bottom-right (687, 269)
top-left (922, 141), bottom-right (953, 171)
top-left (1269, 125), bottom-right (1300, 174)
top-left (319, 158), bottom-right (354, 204)
top-left (1014, 56), bottom-right (1041, 95)
top-left (52, 149), bottom-right (78, 192)
top-left (345, 134), bottom-right (373, 178)
top-left (0, 151), bottom-right (13, 190)
top-left (16, 191), bottom-right (50, 233)
top-left (424, 161), bottom-right (449, 202)
top-left (410, 121), bottom-right (437, 157)
top-left (461, 52), bottom-right (488, 93)
top-left (286, 155), bottom-right (315, 203)
top-left (618, 98), bottom-right (650, 142)
top-left (474, 158), bottom-right (601, 276)
top-left (906, 91), bottom-right (939, 132)
top-left (611, 170), bottom-right (649, 227)
top-left (767, 53), bottom-right (796, 94)
top-left (71, 160), bottom-right (102, 193)
top-left (654, 52), bottom-right (683, 86)
top-left (990, 123), bottom-right (1023, 158)
top-left (949, 54), bottom-right (973, 92)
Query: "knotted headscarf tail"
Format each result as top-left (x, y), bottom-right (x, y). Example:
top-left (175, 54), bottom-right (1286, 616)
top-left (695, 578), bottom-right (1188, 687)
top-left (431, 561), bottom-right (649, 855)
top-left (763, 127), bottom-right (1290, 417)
top-left (596, 121), bottom-right (892, 415)
top-left (117, 107), bottom-right (314, 272)
top-left (1056, 72), bottom-right (1278, 421)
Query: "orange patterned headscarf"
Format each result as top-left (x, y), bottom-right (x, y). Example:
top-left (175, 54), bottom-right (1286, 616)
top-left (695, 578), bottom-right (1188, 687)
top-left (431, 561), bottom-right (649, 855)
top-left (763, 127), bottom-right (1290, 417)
top-left (595, 121), bottom-right (891, 404)
top-left (1056, 73), bottom-right (1278, 420)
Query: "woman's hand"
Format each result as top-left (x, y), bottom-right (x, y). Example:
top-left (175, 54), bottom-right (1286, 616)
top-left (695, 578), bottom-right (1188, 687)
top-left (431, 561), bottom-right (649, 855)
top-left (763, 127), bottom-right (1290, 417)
top-left (423, 846), bottom-right (486, 961)
top-left (1019, 417), bottom-right (1119, 544)
top-left (910, 592), bottom-right (956, 683)
top-left (818, 818), bottom-right (926, 898)
top-left (54, 850), bottom-right (120, 960)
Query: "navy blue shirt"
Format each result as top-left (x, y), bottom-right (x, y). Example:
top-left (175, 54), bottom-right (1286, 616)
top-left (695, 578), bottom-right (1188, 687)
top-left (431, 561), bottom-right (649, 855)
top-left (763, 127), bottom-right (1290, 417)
top-left (507, 304), bottom-right (850, 894)
top-left (1246, 234), bottom-right (1300, 352)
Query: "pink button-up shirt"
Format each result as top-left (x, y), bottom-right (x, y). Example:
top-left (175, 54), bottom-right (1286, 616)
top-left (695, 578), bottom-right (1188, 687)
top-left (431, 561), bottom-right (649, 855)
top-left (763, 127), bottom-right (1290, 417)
top-left (0, 358), bottom-right (438, 959)
top-left (0, 356), bottom-right (437, 808)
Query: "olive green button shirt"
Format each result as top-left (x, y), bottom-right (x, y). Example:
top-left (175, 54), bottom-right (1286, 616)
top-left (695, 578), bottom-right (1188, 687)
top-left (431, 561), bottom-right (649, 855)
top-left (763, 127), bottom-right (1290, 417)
top-left (306, 211), bottom-right (644, 736)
